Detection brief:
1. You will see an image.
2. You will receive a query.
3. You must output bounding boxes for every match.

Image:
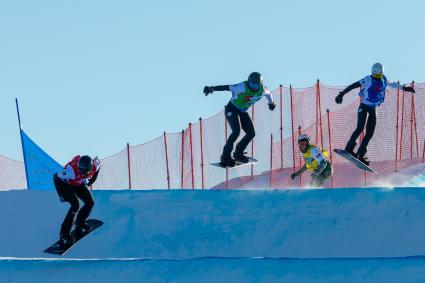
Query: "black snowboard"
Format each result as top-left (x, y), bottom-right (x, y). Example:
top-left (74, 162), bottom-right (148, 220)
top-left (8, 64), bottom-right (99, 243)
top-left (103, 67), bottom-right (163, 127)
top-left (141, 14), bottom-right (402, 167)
top-left (44, 219), bottom-right (103, 256)
top-left (211, 158), bottom-right (258, 169)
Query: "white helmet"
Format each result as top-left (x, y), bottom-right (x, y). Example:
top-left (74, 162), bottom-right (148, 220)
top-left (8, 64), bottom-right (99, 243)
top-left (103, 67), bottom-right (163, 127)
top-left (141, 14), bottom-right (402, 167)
top-left (297, 134), bottom-right (310, 144)
top-left (371, 63), bottom-right (384, 79)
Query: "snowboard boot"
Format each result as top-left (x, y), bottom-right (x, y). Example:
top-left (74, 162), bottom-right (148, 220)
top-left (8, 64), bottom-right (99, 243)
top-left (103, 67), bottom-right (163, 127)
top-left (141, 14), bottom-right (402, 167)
top-left (59, 233), bottom-right (74, 247)
top-left (358, 156), bottom-right (370, 166)
top-left (220, 154), bottom-right (236, 167)
top-left (233, 152), bottom-right (250, 164)
top-left (75, 222), bottom-right (93, 234)
top-left (345, 148), bottom-right (358, 159)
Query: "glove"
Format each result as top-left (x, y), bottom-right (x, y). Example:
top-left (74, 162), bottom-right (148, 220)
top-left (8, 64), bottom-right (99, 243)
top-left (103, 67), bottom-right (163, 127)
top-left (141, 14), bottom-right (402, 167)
top-left (403, 86), bottom-right (416, 93)
top-left (311, 172), bottom-right (318, 178)
top-left (268, 102), bottom-right (276, 111)
top-left (290, 173), bottom-right (298, 180)
top-left (335, 92), bottom-right (344, 104)
top-left (203, 86), bottom-right (214, 96)
top-left (93, 156), bottom-right (101, 169)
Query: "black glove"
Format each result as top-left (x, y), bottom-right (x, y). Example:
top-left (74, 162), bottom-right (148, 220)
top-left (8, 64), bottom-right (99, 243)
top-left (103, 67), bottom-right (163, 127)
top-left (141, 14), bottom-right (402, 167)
top-left (268, 102), bottom-right (276, 111)
top-left (403, 86), bottom-right (416, 93)
top-left (335, 92), bottom-right (344, 104)
top-left (203, 86), bottom-right (214, 96)
top-left (290, 173), bottom-right (298, 180)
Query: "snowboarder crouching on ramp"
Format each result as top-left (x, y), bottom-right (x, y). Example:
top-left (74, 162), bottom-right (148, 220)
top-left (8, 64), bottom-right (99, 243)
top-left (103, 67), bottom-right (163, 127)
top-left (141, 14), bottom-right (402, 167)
top-left (53, 155), bottom-right (100, 246)
top-left (290, 134), bottom-right (333, 187)
top-left (204, 72), bottom-right (276, 167)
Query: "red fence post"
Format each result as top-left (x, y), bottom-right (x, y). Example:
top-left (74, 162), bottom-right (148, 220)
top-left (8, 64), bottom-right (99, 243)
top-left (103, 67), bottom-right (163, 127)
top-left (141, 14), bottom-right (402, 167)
top-left (181, 129), bottom-right (185, 189)
top-left (411, 81), bottom-right (419, 158)
top-left (279, 84), bottom-right (283, 169)
top-left (127, 143), bottom-right (132, 190)
top-left (251, 105), bottom-right (255, 179)
top-left (422, 138), bottom-right (425, 163)
top-left (316, 79), bottom-right (324, 148)
top-left (360, 130), bottom-right (367, 187)
top-left (326, 109), bottom-right (334, 188)
top-left (413, 97), bottom-right (419, 157)
top-left (298, 126), bottom-right (302, 188)
top-left (189, 123), bottom-right (194, 189)
top-left (270, 134), bottom-right (273, 189)
top-left (290, 85), bottom-right (296, 173)
top-left (224, 106), bottom-right (229, 190)
top-left (315, 81), bottom-right (319, 144)
top-left (163, 132), bottom-right (171, 190)
top-left (395, 84), bottom-right (400, 172)
top-left (410, 88), bottom-right (414, 159)
top-left (199, 118), bottom-right (205, 190)
top-left (400, 88), bottom-right (405, 161)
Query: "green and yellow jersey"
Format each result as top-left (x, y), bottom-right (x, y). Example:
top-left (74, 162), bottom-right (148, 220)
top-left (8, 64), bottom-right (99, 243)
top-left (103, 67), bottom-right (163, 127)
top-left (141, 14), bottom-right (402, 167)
top-left (229, 81), bottom-right (273, 112)
top-left (302, 145), bottom-right (330, 172)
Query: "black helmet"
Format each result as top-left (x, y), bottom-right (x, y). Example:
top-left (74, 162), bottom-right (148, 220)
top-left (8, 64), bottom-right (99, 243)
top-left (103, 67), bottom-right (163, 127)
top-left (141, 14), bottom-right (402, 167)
top-left (248, 72), bottom-right (263, 85)
top-left (78, 155), bottom-right (92, 174)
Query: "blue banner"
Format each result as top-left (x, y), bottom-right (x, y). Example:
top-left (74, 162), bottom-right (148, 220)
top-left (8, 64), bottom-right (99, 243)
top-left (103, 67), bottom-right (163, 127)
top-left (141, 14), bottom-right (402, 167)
top-left (21, 130), bottom-right (62, 190)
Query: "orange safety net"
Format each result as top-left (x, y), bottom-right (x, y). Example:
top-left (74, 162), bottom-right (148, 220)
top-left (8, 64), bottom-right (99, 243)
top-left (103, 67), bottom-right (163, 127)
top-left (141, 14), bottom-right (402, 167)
top-left (2, 81), bottom-right (424, 190)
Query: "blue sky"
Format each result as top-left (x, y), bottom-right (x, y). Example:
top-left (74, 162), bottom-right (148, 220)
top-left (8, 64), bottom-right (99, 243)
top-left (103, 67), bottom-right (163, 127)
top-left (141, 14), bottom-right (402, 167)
top-left (1, 0), bottom-right (423, 163)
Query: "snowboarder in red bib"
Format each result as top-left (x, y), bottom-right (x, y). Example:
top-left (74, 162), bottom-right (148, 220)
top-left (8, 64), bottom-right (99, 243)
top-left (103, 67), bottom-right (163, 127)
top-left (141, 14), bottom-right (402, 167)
top-left (335, 63), bottom-right (415, 165)
top-left (204, 72), bottom-right (276, 167)
top-left (53, 155), bottom-right (100, 246)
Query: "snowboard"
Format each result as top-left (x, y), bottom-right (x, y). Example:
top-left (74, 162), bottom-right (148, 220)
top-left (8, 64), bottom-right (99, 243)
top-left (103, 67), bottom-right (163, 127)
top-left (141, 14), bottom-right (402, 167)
top-left (44, 219), bottom-right (104, 256)
top-left (333, 149), bottom-right (377, 174)
top-left (211, 158), bottom-right (258, 169)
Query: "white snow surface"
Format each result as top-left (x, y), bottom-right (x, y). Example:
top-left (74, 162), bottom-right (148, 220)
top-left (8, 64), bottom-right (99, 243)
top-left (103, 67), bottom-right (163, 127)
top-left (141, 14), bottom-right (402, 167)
top-left (238, 162), bottom-right (425, 189)
top-left (2, 183), bottom-right (425, 281)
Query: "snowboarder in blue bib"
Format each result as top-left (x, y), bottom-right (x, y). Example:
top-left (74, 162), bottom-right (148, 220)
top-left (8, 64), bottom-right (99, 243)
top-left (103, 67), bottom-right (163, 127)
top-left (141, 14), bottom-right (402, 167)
top-left (335, 63), bottom-right (415, 165)
top-left (204, 72), bottom-right (276, 167)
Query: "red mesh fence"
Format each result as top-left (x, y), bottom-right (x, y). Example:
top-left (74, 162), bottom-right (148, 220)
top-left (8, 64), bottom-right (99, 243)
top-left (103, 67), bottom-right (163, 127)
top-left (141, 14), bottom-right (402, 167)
top-left (127, 136), bottom-right (168, 190)
top-left (0, 155), bottom-right (26, 190)
top-left (92, 148), bottom-right (129, 190)
top-left (2, 82), bottom-right (424, 190)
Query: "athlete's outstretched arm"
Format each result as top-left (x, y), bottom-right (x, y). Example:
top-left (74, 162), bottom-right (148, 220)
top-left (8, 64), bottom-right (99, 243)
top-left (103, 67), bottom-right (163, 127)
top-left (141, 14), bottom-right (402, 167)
top-left (387, 81), bottom-right (416, 93)
top-left (263, 87), bottom-right (276, 111)
top-left (87, 169), bottom-right (99, 187)
top-left (203, 85), bottom-right (230, 96)
top-left (291, 164), bottom-right (307, 179)
top-left (335, 81), bottom-right (361, 104)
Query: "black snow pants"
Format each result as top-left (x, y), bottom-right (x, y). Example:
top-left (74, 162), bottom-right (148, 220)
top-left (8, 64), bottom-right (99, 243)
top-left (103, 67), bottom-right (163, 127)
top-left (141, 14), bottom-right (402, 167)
top-left (222, 101), bottom-right (255, 158)
top-left (345, 103), bottom-right (377, 158)
top-left (53, 174), bottom-right (94, 237)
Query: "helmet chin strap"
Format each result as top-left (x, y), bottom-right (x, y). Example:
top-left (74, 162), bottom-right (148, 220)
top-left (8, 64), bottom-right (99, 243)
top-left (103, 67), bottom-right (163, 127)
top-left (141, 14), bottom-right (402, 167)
top-left (299, 144), bottom-right (308, 153)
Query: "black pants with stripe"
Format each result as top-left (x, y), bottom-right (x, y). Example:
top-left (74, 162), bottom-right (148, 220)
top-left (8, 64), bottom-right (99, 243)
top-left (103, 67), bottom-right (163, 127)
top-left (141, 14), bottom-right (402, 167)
top-left (345, 103), bottom-right (377, 158)
top-left (53, 175), bottom-right (94, 237)
top-left (222, 101), bottom-right (255, 159)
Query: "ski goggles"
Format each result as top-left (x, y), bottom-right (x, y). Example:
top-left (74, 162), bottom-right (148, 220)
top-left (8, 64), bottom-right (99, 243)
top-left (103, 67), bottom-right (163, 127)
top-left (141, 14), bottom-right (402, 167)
top-left (78, 163), bottom-right (92, 175)
top-left (372, 73), bottom-right (383, 79)
top-left (248, 81), bottom-right (260, 90)
top-left (298, 140), bottom-right (308, 147)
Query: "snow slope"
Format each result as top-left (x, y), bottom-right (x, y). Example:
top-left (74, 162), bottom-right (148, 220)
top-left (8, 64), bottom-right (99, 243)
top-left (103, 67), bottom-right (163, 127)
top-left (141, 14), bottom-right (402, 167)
top-left (3, 256), bottom-right (425, 283)
top-left (2, 188), bottom-right (425, 282)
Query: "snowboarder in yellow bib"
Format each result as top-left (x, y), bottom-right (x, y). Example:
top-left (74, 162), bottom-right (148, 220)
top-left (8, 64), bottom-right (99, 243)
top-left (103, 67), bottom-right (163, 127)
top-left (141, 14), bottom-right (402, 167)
top-left (290, 134), bottom-right (333, 187)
